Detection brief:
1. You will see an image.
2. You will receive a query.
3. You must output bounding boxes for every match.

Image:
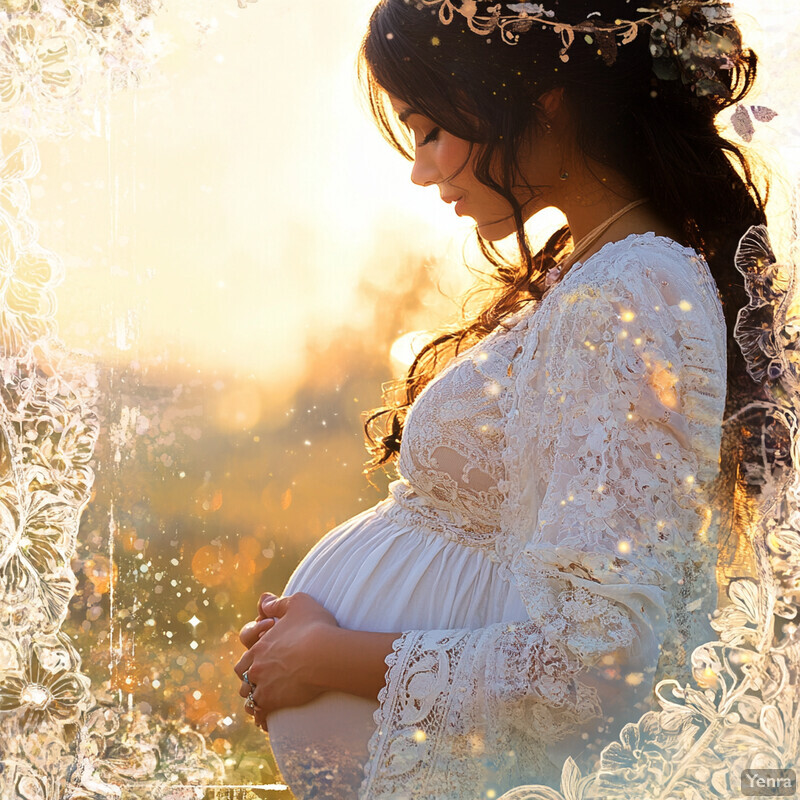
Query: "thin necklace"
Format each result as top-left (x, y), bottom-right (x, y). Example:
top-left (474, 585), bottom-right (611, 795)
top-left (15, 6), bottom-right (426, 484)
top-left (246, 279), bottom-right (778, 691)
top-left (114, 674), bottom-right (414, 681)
top-left (548, 197), bottom-right (650, 285)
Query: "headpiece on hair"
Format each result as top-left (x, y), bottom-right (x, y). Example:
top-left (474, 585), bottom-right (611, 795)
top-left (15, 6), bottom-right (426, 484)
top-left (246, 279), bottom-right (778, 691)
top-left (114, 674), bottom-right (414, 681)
top-left (413, 0), bottom-right (742, 99)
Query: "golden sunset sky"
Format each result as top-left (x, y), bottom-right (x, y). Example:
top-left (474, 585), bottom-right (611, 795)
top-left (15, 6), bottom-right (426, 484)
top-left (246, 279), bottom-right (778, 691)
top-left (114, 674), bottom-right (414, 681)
top-left (27, 0), bottom-right (800, 405)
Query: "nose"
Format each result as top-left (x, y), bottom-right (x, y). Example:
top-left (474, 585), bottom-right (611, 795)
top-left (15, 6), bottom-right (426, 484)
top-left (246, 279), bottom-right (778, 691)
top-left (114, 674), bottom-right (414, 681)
top-left (410, 151), bottom-right (439, 188)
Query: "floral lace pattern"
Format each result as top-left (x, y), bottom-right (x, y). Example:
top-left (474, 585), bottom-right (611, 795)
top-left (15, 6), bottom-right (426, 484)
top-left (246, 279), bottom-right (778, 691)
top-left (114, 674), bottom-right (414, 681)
top-left (359, 234), bottom-right (729, 799)
top-left (383, 315), bottom-right (528, 551)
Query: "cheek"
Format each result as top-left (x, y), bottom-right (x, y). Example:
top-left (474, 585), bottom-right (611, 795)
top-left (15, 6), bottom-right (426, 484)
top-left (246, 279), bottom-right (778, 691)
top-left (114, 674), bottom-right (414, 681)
top-left (441, 137), bottom-right (479, 181)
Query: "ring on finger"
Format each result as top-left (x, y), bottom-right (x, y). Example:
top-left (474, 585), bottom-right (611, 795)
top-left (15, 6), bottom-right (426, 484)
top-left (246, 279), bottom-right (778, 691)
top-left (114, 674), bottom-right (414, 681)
top-left (243, 669), bottom-right (254, 687)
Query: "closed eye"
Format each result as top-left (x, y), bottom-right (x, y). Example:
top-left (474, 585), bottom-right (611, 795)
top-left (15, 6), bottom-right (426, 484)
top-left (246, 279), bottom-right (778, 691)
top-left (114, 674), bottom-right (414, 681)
top-left (419, 127), bottom-right (441, 146)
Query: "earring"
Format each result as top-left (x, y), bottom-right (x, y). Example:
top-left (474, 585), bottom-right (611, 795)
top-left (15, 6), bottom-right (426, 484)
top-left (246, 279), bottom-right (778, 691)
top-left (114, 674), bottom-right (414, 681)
top-left (560, 170), bottom-right (569, 181)
top-left (543, 121), bottom-right (553, 135)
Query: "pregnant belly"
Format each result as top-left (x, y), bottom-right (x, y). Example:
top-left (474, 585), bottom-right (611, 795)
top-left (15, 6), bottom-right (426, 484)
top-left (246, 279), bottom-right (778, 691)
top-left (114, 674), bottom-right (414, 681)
top-left (264, 498), bottom-right (525, 798)
top-left (267, 694), bottom-right (378, 800)
top-left (265, 503), bottom-right (393, 799)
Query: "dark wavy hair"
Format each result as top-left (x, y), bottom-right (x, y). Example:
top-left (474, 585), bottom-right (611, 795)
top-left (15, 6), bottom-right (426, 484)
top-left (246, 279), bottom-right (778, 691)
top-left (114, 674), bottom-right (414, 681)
top-left (356, 0), bottom-right (789, 576)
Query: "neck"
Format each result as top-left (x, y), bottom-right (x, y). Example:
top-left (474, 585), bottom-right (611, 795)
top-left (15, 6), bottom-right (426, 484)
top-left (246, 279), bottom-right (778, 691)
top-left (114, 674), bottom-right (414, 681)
top-left (548, 151), bottom-right (645, 240)
top-left (565, 197), bottom-right (641, 244)
top-left (550, 159), bottom-right (683, 252)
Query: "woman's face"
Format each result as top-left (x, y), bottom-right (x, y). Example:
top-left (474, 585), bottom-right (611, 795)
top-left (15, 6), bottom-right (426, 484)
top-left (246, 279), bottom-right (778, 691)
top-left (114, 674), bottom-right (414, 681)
top-left (387, 93), bottom-right (554, 241)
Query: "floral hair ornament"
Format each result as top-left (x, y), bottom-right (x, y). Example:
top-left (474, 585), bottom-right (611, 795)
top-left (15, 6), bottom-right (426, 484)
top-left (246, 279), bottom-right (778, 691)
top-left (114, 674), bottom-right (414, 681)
top-left (413, 0), bottom-right (746, 99)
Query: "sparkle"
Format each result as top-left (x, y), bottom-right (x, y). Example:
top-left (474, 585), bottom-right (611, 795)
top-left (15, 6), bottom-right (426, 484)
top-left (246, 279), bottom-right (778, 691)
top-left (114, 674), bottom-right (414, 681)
top-left (20, 684), bottom-right (50, 708)
top-left (188, 615), bottom-right (201, 627)
top-left (192, 690), bottom-right (203, 700)
top-left (620, 310), bottom-right (635, 322)
top-left (617, 540), bottom-right (631, 554)
top-left (679, 299), bottom-right (692, 311)
top-left (413, 729), bottom-right (427, 743)
top-left (634, 337), bottom-right (642, 344)
top-left (700, 666), bottom-right (718, 686)
top-left (190, 641), bottom-right (199, 650)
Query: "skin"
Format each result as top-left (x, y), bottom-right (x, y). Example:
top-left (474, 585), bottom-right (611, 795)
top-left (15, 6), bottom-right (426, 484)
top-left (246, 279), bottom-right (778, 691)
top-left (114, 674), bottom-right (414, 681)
top-left (387, 87), bottom-right (684, 256)
top-left (234, 592), bottom-right (399, 732)
top-left (234, 85), bottom-right (685, 729)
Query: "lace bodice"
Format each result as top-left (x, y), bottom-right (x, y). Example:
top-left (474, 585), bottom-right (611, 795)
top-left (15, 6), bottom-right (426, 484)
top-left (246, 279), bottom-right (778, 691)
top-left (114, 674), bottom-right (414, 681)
top-left (385, 314), bottom-right (526, 552)
top-left (360, 233), bottom-right (729, 799)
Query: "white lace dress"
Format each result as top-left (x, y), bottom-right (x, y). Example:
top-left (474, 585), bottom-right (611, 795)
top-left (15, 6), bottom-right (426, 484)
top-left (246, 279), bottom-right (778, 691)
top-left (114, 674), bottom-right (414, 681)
top-left (265, 232), bottom-right (728, 800)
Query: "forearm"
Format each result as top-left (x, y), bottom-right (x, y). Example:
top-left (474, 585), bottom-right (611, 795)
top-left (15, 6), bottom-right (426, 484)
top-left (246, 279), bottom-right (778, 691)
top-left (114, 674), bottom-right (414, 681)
top-left (309, 624), bottom-right (401, 702)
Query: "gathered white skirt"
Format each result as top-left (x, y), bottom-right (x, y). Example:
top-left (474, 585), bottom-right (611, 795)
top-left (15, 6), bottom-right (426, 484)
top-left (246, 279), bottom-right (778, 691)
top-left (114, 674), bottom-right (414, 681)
top-left (265, 495), bottom-right (529, 799)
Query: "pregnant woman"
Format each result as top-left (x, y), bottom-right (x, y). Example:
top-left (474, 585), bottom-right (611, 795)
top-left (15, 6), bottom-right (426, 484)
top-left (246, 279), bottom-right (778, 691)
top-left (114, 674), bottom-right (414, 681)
top-left (234, 1), bottom-right (774, 797)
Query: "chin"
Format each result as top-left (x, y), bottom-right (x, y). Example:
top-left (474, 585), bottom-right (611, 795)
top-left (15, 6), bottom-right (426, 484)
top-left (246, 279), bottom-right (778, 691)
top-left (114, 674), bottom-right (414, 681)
top-left (475, 217), bottom-right (518, 242)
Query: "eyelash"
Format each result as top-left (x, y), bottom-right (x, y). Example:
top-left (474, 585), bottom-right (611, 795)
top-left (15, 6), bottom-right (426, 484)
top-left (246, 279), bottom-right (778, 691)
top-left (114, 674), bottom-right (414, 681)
top-left (419, 127), bottom-right (441, 146)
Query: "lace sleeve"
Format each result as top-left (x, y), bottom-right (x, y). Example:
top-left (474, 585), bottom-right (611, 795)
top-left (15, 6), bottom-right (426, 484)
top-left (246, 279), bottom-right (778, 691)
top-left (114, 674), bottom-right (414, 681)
top-left (358, 256), bottom-right (727, 799)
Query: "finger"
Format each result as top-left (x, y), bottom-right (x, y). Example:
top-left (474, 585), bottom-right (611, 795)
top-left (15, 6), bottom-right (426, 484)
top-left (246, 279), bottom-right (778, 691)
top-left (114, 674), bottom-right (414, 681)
top-left (260, 594), bottom-right (290, 618)
top-left (239, 619), bottom-right (259, 648)
top-left (238, 661), bottom-right (260, 698)
top-left (239, 617), bottom-right (275, 649)
top-left (254, 706), bottom-right (269, 732)
top-left (257, 592), bottom-right (279, 620)
top-left (233, 651), bottom-right (253, 680)
top-left (238, 674), bottom-right (253, 698)
top-left (247, 686), bottom-right (269, 729)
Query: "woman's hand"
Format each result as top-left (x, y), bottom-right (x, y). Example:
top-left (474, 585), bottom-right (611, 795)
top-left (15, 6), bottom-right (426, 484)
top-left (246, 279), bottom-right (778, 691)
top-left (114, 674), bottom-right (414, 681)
top-left (234, 591), bottom-right (340, 731)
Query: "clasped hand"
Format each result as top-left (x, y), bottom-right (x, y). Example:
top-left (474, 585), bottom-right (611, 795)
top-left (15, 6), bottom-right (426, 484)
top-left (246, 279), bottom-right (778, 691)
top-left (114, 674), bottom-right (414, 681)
top-left (234, 590), bottom-right (340, 732)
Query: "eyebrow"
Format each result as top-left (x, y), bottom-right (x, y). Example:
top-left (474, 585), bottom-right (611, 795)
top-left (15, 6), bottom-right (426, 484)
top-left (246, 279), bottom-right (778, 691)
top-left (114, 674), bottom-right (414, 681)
top-left (398, 107), bottom-right (420, 124)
